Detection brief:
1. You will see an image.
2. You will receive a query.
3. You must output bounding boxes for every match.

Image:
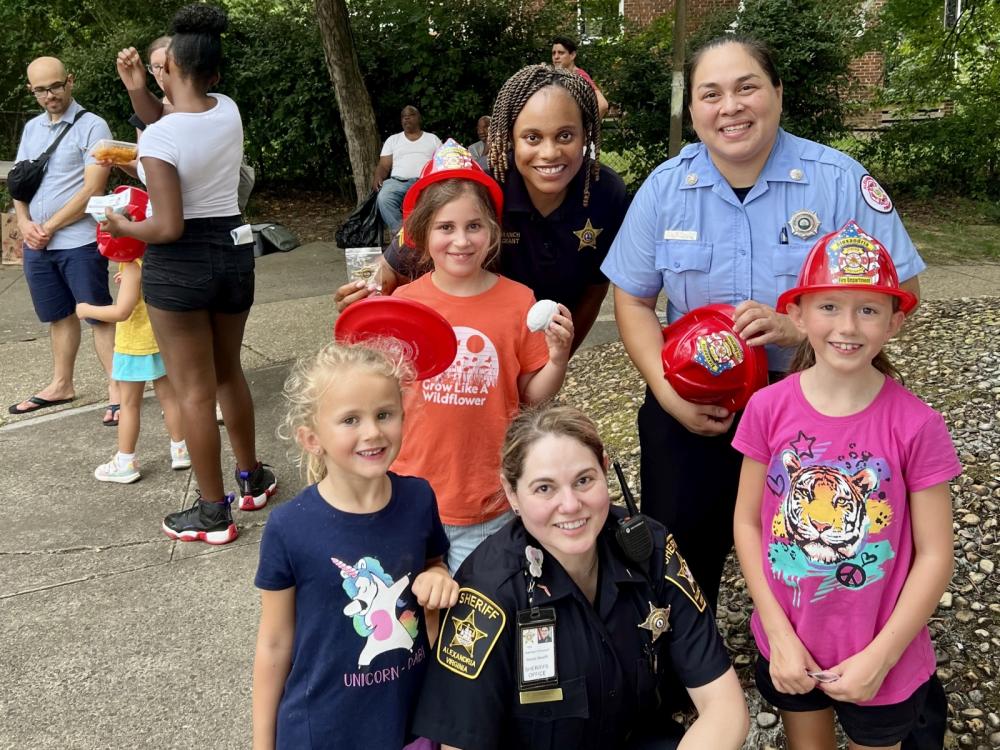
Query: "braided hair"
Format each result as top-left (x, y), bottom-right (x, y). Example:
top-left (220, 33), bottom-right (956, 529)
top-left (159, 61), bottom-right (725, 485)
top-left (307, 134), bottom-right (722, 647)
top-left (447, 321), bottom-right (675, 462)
top-left (487, 64), bottom-right (601, 207)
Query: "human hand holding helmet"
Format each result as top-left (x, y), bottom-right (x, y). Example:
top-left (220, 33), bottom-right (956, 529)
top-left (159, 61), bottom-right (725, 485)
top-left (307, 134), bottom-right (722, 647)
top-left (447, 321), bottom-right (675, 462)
top-left (732, 299), bottom-right (804, 348)
top-left (660, 304), bottom-right (769, 433)
top-left (96, 186), bottom-right (149, 261)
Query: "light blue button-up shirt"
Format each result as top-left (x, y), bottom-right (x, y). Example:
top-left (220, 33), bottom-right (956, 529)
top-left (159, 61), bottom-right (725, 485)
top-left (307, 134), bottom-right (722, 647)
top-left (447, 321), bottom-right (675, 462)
top-left (15, 99), bottom-right (112, 249)
top-left (602, 129), bottom-right (926, 371)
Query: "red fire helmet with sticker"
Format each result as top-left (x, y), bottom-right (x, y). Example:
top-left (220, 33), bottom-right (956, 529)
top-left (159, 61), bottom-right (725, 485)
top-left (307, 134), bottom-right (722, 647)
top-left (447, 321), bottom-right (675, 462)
top-left (96, 186), bottom-right (149, 262)
top-left (660, 304), bottom-right (769, 412)
top-left (400, 138), bottom-right (504, 244)
top-left (776, 220), bottom-right (917, 314)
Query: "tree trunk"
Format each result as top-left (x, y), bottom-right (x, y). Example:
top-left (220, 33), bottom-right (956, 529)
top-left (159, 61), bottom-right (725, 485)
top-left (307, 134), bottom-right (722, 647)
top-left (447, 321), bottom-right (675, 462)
top-left (314, 0), bottom-right (381, 205)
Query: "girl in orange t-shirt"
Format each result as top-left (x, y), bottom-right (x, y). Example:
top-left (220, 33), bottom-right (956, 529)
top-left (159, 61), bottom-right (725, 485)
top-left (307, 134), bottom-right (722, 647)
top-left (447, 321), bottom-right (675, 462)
top-left (390, 139), bottom-right (573, 571)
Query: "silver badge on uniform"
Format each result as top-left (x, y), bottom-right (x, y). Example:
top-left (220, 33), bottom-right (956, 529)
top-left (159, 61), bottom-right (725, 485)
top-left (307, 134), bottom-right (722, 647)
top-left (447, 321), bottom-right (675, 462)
top-left (788, 210), bottom-right (821, 240)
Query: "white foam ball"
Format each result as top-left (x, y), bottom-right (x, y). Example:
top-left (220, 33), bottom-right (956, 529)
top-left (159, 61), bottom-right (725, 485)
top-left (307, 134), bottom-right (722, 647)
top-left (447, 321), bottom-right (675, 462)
top-left (527, 299), bottom-right (559, 332)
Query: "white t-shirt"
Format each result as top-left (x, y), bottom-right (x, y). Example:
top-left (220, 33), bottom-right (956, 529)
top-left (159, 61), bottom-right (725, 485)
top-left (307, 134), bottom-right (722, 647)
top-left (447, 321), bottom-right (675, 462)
top-left (381, 131), bottom-right (441, 179)
top-left (138, 93), bottom-right (242, 219)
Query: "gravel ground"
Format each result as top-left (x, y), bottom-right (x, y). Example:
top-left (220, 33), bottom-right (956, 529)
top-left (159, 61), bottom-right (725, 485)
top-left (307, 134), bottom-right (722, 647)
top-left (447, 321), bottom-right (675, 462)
top-left (559, 297), bottom-right (1000, 750)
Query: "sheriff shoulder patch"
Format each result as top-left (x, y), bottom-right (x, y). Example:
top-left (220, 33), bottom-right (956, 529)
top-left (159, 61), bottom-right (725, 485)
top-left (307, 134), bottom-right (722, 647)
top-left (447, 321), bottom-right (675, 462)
top-left (664, 534), bottom-right (707, 613)
top-left (436, 587), bottom-right (507, 679)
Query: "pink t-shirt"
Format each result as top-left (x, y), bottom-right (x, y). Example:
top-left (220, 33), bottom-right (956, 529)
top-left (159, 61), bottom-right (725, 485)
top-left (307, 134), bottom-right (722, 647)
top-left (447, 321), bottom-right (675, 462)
top-left (732, 373), bottom-right (960, 705)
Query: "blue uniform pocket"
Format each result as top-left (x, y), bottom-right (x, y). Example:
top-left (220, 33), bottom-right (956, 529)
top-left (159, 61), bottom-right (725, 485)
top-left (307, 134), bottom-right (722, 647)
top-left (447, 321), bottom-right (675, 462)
top-left (773, 244), bottom-right (811, 301)
top-left (655, 240), bottom-right (712, 312)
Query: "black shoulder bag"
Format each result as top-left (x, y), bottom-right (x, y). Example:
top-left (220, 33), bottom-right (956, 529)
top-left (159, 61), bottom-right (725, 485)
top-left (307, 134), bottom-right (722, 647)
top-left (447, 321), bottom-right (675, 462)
top-left (7, 109), bottom-right (88, 203)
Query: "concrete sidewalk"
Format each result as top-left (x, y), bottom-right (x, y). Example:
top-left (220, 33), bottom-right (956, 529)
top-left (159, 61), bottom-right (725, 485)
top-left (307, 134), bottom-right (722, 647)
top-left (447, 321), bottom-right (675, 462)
top-left (0, 246), bottom-right (998, 749)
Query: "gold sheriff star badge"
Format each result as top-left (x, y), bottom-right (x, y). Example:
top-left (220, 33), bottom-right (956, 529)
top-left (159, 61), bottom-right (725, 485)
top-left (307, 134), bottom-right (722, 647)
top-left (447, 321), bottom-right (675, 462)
top-left (450, 611), bottom-right (487, 657)
top-left (638, 602), bottom-right (671, 642)
top-left (573, 219), bottom-right (602, 250)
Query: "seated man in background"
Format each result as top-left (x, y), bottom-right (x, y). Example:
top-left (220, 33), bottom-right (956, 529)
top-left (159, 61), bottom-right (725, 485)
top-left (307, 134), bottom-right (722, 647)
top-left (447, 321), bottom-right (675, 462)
top-left (371, 105), bottom-right (440, 234)
top-left (468, 115), bottom-right (490, 169)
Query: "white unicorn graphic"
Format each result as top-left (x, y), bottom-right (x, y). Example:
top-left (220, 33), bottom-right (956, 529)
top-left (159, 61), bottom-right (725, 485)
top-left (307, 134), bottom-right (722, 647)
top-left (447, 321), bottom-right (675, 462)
top-left (331, 556), bottom-right (419, 668)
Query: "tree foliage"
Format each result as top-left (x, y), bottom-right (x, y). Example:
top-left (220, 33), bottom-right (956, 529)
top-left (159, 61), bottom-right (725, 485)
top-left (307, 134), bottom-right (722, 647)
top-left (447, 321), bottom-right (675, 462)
top-left (1, 0), bottom-right (573, 196)
top-left (585, 0), bottom-right (866, 182)
top-left (854, 0), bottom-right (1000, 198)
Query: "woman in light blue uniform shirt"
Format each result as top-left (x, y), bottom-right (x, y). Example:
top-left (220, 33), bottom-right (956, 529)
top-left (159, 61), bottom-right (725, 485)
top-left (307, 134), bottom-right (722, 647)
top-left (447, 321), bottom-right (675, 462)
top-left (601, 34), bottom-right (925, 615)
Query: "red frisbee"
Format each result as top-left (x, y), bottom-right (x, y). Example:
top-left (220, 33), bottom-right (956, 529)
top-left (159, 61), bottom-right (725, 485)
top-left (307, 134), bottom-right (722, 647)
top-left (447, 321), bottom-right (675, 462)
top-left (334, 297), bottom-right (457, 380)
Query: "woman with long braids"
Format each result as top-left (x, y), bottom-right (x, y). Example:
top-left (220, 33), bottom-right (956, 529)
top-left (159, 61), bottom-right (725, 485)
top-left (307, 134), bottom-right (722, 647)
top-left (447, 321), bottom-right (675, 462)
top-left (336, 64), bottom-right (628, 355)
top-left (103, 4), bottom-right (276, 544)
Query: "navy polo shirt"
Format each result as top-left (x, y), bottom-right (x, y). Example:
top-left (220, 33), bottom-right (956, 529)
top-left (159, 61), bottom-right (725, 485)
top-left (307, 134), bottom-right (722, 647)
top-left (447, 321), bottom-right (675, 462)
top-left (413, 508), bottom-right (731, 750)
top-left (383, 162), bottom-right (628, 313)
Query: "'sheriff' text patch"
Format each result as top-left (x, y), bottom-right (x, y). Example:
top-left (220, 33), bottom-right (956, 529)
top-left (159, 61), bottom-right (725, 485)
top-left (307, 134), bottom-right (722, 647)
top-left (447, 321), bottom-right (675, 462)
top-left (664, 534), bottom-right (707, 612)
top-left (436, 587), bottom-right (506, 679)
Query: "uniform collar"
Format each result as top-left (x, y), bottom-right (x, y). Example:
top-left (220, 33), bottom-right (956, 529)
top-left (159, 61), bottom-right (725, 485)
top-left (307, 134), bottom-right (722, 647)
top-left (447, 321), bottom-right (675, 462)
top-left (47, 98), bottom-right (82, 127)
top-left (679, 128), bottom-right (808, 198)
top-left (502, 155), bottom-right (587, 217)
top-left (509, 513), bottom-right (646, 608)
top-left (758, 128), bottom-right (809, 185)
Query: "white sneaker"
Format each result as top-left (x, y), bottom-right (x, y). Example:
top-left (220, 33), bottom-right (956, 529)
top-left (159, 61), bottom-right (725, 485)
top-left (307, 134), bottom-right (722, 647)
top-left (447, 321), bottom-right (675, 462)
top-left (171, 444), bottom-right (191, 470)
top-left (94, 456), bottom-right (140, 484)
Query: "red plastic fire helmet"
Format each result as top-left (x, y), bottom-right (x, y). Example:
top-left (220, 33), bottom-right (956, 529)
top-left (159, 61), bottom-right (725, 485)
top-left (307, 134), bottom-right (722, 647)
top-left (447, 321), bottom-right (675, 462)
top-left (661, 304), bottom-right (769, 413)
top-left (96, 186), bottom-right (149, 262)
top-left (776, 220), bottom-right (917, 314)
top-left (400, 138), bottom-right (504, 244)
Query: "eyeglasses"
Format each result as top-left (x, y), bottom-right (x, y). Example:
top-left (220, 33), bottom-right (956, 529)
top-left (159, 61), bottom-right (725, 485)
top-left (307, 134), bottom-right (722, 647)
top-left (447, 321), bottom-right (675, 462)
top-left (29, 80), bottom-right (67, 98)
top-left (147, 64), bottom-right (165, 75)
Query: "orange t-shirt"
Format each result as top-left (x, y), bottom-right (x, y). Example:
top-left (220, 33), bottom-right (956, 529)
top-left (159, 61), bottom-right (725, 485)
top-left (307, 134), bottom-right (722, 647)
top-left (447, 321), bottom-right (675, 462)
top-left (392, 273), bottom-right (549, 526)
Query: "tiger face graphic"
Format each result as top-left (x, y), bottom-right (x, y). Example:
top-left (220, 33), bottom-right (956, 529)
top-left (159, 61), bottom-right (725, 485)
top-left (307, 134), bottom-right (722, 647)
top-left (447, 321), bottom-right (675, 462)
top-left (779, 450), bottom-right (877, 564)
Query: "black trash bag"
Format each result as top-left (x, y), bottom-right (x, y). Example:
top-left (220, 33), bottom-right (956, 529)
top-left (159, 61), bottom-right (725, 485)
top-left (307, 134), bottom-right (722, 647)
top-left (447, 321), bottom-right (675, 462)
top-left (336, 189), bottom-right (383, 248)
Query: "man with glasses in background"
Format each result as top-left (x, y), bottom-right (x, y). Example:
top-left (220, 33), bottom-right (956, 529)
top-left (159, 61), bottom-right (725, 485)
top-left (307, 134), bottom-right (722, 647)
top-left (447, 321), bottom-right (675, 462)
top-left (8, 56), bottom-right (117, 418)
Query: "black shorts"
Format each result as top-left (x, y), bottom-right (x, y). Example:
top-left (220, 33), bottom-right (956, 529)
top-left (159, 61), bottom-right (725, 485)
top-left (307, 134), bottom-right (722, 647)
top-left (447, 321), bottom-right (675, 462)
top-left (754, 655), bottom-right (932, 747)
top-left (142, 216), bottom-right (254, 314)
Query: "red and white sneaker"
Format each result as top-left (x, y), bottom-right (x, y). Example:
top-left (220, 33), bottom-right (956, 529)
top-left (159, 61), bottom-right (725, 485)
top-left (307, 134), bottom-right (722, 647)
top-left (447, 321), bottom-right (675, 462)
top-left (161, 494), bottom-right (238, 545)
top-left (235, 462), bottom-right (277, 511)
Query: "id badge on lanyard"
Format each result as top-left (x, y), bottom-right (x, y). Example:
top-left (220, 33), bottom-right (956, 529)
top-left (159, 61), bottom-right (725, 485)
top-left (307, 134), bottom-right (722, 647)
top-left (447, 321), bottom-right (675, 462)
top-left (516, 606), bottom-right (560, 703)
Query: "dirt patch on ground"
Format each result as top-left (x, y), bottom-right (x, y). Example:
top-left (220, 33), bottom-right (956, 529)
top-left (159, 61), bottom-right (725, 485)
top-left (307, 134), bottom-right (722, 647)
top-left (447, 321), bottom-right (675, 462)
top-left (245, 188), bottom-right (353, 245)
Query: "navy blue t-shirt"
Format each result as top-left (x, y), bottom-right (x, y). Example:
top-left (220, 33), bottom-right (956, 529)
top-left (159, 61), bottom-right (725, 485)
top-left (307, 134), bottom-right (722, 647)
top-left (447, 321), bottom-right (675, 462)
top-left (255, 472), bottom-right (449, 750)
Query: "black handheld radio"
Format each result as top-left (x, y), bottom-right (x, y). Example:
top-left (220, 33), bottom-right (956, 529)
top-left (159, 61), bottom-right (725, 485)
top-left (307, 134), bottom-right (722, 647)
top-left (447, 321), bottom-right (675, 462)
top-left (613, 460), bottom-right (654, 563)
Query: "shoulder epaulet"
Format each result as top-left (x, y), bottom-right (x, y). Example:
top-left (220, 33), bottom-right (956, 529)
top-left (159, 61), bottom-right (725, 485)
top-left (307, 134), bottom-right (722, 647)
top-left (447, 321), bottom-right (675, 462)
top-left (663, 534), bottom-right (707, 612)
top-left (436, 586), bottom-right (507, 679)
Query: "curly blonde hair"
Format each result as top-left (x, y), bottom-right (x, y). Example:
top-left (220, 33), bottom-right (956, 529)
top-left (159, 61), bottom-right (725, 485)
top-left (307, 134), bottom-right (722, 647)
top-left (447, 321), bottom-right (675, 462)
top-left (279, 341), bottom-right (415, 484)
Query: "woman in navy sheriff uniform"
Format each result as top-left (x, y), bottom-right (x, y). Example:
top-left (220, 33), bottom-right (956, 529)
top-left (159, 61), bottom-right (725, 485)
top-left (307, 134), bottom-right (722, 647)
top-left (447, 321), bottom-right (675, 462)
top-left (600, 34), bottom-right (926, 614)
top-left (336, 65), bottom-right (628, 356)
top-left (412, 404), bottom-right (748, 750)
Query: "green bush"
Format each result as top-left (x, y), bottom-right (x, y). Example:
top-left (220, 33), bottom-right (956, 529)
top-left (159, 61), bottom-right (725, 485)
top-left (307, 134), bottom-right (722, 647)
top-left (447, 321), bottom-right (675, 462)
top-left (856, 0), bottom-right (1000, 199)
top-left (854, 107), bottom-right (999, 200)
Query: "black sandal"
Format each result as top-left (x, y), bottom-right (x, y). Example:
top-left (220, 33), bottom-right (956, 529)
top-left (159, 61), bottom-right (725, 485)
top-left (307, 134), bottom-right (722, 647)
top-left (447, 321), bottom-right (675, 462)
top-left (103, 403), bottom-right (120, 426)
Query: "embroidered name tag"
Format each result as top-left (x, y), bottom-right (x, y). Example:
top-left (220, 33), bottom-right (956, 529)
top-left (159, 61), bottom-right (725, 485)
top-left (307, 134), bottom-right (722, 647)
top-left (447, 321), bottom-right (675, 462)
top-left (663, 230), bottom-right (698, 241)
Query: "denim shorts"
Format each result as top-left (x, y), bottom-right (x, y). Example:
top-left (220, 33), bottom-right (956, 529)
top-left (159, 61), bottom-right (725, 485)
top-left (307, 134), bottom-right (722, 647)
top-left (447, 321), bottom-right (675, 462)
top-left (754, 655), bottom-right (932, 747)
top-left (142, 216), bottom-right (254, 314)
top-left (443, 510), bottom-right (515, 573)
top-left (112, 352), bottom-right (166, 382)
top-left (23, 242), bottom-right (111, 323)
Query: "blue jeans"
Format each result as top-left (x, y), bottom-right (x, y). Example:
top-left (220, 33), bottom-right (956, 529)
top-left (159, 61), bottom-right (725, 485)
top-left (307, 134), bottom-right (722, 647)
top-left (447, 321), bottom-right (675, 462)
top-left (443, 510), bottom-right (514, 573)
top-left (376, 177), bottom-right (416, 233)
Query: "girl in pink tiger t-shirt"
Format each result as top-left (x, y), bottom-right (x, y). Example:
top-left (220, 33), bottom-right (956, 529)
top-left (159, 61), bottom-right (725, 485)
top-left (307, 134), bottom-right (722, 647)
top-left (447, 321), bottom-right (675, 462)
top-left (732, 222), bottom-right (960, 750)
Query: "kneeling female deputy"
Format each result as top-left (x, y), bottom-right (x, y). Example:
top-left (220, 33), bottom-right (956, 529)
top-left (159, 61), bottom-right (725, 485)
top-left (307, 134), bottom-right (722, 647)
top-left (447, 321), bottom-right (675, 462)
top-left (413, 404), bottom-right (748, 750)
